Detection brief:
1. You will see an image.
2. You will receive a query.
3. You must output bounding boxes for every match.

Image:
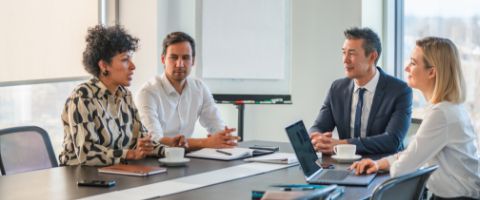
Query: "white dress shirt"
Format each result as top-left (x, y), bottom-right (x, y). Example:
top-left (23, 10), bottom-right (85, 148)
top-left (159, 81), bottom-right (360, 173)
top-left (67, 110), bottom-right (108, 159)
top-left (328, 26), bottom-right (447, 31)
top-left (386, 102), bottom-right (480, 198)
top-left (136, 74), bottom-right (224, 141)
top-left (350, 68), bottom-right (379, 138)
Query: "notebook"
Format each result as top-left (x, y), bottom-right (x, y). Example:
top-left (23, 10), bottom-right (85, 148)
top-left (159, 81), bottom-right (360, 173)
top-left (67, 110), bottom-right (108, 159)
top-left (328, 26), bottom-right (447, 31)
top-left (244, 152), bottom-right (298, 164)
top-left (285, 120), bottom-right (376, 186)
top-left (186, 147), bottom-right (254, 160)
top-left (98, 164), bottom-right (167, 176)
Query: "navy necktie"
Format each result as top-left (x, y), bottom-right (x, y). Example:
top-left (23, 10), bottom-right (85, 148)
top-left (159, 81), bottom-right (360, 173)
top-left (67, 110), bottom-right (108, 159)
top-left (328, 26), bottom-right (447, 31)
top-left (354, 88), bottom-right (366, 138)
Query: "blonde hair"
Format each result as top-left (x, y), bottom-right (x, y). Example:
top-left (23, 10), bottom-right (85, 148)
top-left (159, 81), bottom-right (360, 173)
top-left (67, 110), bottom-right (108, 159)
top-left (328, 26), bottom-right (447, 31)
top-left (416, 37), bottom-right (466, 104)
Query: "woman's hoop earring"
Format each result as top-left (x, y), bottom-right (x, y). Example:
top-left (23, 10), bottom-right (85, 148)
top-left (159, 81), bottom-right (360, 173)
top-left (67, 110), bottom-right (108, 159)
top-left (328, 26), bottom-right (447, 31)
top-left (102, 70), bottom-right (109, 76)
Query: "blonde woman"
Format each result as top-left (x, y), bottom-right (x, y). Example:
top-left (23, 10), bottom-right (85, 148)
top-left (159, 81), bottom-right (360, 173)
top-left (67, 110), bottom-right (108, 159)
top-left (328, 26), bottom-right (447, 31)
top-left (350, 37), bottom-right (480, 199)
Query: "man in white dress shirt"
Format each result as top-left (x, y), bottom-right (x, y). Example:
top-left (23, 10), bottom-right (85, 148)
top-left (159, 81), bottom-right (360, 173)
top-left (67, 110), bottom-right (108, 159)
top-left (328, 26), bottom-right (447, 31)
top-left (136, 32), bottom-right (239, 150)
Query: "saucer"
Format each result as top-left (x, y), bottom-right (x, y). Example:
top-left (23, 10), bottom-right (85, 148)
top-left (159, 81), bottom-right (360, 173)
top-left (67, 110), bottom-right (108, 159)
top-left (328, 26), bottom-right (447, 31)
top-left (158, 158), bottom-right (190, 166)
top-left (331, 155), bottom-right (361, 163)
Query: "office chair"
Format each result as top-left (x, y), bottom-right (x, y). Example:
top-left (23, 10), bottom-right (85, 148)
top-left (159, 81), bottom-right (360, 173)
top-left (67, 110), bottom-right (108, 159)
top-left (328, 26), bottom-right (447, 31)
top-left (370, 165), bottom-right (438, 200)
top-left (0, 126), bottom-right (58, 175)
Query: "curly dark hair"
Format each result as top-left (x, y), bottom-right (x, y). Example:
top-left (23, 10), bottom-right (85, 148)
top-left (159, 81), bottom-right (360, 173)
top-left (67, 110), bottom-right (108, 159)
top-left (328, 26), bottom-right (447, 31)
top-left (82, 25), bottom-right (139, 77)
top-left (162, 32), bottom-right (195, 57)
top-left (344, 27), bottom-right (382, 65)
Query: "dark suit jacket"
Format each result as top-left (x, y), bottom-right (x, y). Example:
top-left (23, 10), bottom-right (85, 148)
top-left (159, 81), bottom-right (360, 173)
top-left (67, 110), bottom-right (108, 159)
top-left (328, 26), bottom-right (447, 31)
top-left (310, 67), bottom-right (412, 155)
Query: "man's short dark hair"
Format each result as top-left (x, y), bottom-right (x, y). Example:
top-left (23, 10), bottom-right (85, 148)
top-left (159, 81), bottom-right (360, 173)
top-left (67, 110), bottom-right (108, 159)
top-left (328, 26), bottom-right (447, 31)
top-left (82, 25), bottom-right (139, 77)
top-left (162, 32), bottom-right (196, 57)
top-left (344, 27), bottom-right (382, 65)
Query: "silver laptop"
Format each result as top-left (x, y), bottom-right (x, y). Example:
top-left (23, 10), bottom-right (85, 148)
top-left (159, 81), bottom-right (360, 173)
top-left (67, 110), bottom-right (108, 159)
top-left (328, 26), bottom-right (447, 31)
top-left (285, 120), bottom-right (376, 186)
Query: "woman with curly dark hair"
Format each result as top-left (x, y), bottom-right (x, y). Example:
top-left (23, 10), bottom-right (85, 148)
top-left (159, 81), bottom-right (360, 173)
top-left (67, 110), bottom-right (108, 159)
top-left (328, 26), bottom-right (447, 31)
top-left (59, 25), bottom-right (180, 166)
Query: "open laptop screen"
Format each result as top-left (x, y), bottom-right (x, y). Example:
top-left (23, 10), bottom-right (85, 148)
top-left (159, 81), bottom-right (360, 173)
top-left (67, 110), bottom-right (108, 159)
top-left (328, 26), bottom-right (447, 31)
top-left (285, 120), bottom-right (321, 177)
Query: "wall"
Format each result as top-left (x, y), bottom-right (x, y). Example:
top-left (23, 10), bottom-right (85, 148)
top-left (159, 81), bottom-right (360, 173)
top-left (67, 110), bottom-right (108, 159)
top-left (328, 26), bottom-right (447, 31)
top-left (119, 0), bottom-right (159, 93)
top-left (121, 0), bottom-right (362, 142)
top-left (120, 0), bottom-right (197, 93)
top-left (245, 0), bottom-right (361, 142)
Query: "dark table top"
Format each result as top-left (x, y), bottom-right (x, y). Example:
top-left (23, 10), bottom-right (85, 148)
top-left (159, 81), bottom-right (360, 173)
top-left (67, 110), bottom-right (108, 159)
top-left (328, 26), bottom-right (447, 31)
top-left (0, 140), bottom-right (390, 200)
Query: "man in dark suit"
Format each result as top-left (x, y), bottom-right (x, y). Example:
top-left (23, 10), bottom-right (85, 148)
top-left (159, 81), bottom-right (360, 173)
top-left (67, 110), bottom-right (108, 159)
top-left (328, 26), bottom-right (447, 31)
top-left (310, 27), bottom-right (412, 155)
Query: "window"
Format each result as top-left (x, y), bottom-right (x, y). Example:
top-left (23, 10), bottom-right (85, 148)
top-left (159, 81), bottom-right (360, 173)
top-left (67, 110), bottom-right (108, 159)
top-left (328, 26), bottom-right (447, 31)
top-left (0, 1), bottom-right (111, 157)
top-left (401, 0), bottom-right (480, 145)
top-left (0, 0), bottom-right (97, 83)
top-left (0, 80), bottom-right (86, 156)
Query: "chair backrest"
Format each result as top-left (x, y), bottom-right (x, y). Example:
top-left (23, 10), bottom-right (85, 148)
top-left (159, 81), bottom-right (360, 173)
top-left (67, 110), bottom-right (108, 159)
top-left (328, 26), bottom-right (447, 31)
top-left (370, 165), bottom-right (438, 200)
top-left (0, 126), bottom-right (58, 175)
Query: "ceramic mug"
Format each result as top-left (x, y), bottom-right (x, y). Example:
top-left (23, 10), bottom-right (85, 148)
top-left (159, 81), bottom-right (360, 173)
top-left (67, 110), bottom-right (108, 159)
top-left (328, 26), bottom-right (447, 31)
top-left (333, 144), bottom-right (356, 158)
top-left (164, 147), bottom-right (185, 161)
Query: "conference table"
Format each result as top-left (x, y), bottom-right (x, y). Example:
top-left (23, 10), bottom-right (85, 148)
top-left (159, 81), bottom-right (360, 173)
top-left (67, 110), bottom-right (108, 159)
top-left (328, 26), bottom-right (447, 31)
top-left (0, 140), bottom-right (390, 200)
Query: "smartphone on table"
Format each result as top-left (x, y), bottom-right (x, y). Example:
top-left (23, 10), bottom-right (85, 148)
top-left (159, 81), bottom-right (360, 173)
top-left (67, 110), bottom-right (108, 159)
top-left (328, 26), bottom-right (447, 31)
top-left (77, 179), bottom-right (116, 187)
top-left (249, 145), bottom-right (279, 152)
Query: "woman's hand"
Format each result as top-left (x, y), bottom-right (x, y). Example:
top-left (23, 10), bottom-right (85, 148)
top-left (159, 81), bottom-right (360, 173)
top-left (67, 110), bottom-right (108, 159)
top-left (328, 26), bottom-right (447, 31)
top-left (172, 134), bottom-right (188, 148)
top-left (349, 158), bottom-right (390, 175)
top-left (160, 134), bottom-right (188, 148)
top-left (349, 158), bottom-right (379, 175)
top-left (127, 134), bottom-right (155, 160)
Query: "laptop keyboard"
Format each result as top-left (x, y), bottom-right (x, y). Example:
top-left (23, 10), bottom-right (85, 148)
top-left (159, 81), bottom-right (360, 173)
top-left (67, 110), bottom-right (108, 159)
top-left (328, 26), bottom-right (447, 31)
top-left (319, 170), bottom-right (350, 180)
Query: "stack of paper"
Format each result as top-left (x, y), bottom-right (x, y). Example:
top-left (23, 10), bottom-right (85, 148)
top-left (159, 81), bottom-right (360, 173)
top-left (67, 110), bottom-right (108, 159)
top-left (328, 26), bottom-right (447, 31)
top-left (186, 147), bottom-right (254, 160)
top-left (244, 152), bottom-right (298, 164)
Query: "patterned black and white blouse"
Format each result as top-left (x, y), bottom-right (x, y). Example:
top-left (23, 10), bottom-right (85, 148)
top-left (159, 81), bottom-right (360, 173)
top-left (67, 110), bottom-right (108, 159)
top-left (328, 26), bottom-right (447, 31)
top-left (59, 78), bottom-right (165, 166)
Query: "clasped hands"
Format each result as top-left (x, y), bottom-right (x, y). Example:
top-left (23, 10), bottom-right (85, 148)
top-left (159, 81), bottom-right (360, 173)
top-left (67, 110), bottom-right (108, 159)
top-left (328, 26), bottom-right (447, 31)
top-left (165, 126), bottom-right (240, 149)
top-left (127, 133), bottom-right (156, 160)
top-left (204, 126), bottom-right (240, 148)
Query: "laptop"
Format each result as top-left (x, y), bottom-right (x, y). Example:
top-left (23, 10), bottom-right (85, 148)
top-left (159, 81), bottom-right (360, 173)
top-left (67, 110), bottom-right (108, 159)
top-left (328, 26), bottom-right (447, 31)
top-left (285, 120), bottom-right (376, 186)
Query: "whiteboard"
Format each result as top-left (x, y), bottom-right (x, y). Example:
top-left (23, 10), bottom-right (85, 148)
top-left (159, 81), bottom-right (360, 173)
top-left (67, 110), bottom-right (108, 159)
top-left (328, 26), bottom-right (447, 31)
top-left (196, 0), bottom-right (291, 95)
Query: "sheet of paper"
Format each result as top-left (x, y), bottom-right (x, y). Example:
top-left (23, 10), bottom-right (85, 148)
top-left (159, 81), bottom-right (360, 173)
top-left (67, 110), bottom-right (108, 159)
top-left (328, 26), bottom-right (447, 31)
top-left (80, 162), bottom-right (297, 200)
top-left (186, 147), bottom-right (254, 160)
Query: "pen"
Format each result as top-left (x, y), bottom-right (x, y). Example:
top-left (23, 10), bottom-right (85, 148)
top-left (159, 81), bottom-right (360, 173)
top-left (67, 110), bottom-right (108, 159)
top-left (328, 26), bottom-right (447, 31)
top-left (216, 149), bottom-right (232, 156)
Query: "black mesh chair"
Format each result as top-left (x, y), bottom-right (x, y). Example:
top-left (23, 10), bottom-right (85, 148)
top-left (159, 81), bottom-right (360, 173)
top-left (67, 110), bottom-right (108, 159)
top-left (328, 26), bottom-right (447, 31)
top-left (370, 165), bottom-right (438, 200)
top-left (0, 126), bottom-right (58, 175)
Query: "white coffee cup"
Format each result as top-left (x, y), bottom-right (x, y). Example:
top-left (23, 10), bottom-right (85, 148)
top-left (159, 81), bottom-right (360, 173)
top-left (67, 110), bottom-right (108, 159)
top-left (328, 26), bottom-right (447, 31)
top-left (333, 144), bottom-right (356, 158)
top-left (165, 147), bottom-right (185, 161)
